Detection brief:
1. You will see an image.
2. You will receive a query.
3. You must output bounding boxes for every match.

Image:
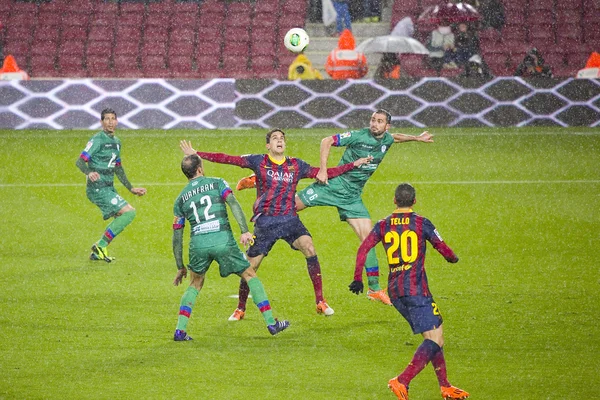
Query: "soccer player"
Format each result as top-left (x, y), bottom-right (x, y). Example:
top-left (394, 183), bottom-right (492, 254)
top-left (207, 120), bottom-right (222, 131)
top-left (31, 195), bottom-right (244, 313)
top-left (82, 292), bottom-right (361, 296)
top-left (349, 183), bottom-right (469, 400)
top-left (75, 108), bottom-right (146, 262)
top-left (238, 110), bottom-right (433, 305)
top-left (172, 154), bottom-right (289, 340)
top-left (179, 129), bottom-right (371, 321)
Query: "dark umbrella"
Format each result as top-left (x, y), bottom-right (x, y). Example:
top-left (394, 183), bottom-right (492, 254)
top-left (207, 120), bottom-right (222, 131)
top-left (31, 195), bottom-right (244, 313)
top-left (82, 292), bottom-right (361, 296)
top-left (418, 2), bottom-right (480, 25)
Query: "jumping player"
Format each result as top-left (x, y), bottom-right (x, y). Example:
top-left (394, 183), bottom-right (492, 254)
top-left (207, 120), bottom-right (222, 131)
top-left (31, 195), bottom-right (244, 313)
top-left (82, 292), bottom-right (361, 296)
top-left (237, 110), bottom-right (433, 305)
top-left (349, 183), bottom-right (469, 400)
top-left (180, 130), bottom-right (371, 320)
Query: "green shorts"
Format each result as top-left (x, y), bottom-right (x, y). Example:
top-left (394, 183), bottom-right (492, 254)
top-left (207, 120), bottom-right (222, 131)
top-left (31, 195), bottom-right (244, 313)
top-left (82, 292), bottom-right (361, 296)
top-left (297, 182), bottom-right (370, 221)
top-left (188, 239), bottom-right (250, 277)
top-left (87, 186), bottom-right (129, 220)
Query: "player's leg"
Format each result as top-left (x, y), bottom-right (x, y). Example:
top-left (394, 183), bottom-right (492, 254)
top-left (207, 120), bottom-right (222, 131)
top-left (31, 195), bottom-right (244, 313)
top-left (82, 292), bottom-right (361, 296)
top-left (292, 234), bottom-right (334, 316)
top-left (346, 217), bottom-right (391, 305)
top-left (239, 267), bottom-right (290, 335)
top-left (423, 326), bottom-right (469, 399)
top-left (230, 254), bottom-right (264, 321)
top-left (89, 190), bottom-right (132, 262)
top-left (174, 269), bottom-right (205, 341)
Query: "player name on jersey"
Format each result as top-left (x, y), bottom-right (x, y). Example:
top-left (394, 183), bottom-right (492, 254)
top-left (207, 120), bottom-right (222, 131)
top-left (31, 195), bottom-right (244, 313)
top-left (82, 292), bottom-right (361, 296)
top-left (180, 182), bottom-right (216, 202)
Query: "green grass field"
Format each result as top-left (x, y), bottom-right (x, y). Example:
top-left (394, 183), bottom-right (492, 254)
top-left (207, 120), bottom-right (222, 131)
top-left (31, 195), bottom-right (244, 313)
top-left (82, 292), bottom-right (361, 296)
top-left (0, 127), bottom-right (598, 399)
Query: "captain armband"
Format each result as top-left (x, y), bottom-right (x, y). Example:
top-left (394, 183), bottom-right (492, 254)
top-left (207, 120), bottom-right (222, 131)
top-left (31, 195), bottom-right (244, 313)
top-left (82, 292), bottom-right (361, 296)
top-left (173, 216), bottom-right (185, 230)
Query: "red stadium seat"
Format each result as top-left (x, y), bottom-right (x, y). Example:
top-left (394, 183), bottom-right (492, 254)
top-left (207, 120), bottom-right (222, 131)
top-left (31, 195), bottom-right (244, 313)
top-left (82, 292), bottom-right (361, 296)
top-left (34, 25), bottom-right (61, 42)
top-left (61, 25), bottom-right (88, 41)
top-left (113, 40), bottom-right (141, 57)
top-left (30, 40), bottom-right (59, 57)
top-left (556, 9), bottom-right (583, 24)
top-left (223, 26), bottom-right (251, 43)
top-left (145, 13), bottom-right (171, 28)
top-left (145, 26), bottom-right (170, 43)
top-left (222, 54), bottom-right (251, 77)
top-left (227, 1), bottom-right (252, 15)
top-left (169, 56), bottom-right (197, 79)
top-left (200, 0), bottom-right (226, 14)
top-left (113, 55), bottom-right (142, 78)
top-left (141, 41), bottom-right (168, 57)
top-left (141, 55), bottom-right (169, 78)
top-left (59, 40), bottom-right (86, 57)
top-left (222, 41), bottom-right (250, 57)
top-left (556, 0), bottom-right (584, 10)
top-left (226, 13), bottom-right (252, 28)
top-left (115, 25), bottom-right (143, 42)
top-left (88, 26), bottom-right (115, 42)
top-left (37, 12), bottom-right (62, 27)
top-left (30, 55), bottom-right (56, 78)
top-left (119, 12), bottom-right (145, 27)
top-left (168, 40), bottom-right (195, 57)
top-left (196, 54), bottom-right (222, 79)
top-left (62, 12), bottom-right (90, 28)
top-left (528, 0), bottom-right (555, 10)
top-left (556, 23), bottom-right (583, 41)
top-left (86, 55), bottom-right (113, 78)
top-left (119, 2), bottom-right (146, 15)
top-left (500, 24), bottom-right (527, 42)
top-left (251, 41), bottom-right (276, 57)
top-left (57, 55), bottom-right (86, 77)
top-left (91, 12), bottom-right (118, 27)
top-left (254, 0), bottom-right (279, 14)
top-left (86, 40), bottom-right (112, 57)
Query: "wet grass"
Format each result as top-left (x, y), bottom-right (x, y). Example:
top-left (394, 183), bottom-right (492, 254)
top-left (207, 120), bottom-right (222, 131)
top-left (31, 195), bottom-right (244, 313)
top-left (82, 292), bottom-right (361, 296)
top-left (0, 127), bottom-right (598, 399)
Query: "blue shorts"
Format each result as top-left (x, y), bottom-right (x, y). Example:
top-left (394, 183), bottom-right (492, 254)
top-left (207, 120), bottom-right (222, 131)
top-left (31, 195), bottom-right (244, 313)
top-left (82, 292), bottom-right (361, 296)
top-left (246, 215), bottom-right (311, 258)
top-left (391, 295), bottom-right (443, 335)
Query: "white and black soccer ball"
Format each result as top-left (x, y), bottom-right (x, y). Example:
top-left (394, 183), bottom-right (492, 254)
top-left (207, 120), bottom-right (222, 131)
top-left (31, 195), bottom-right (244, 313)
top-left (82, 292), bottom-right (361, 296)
top-left (283, 28), bottom-right (310, 53)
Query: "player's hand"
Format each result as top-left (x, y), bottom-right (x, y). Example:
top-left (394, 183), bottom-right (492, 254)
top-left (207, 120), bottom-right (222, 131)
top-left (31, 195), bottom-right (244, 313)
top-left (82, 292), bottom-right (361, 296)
top-left (354, 155), bottom-right (373, 167)
top-left (87, 172), bottom-right (100, 182)
top-left (315, 168), bottom-right (328, 185)
top-left (173, 268), bottom-right (187, 286)
top-left (348, 280), bottom-right (364, 295)
top-left (131, 187), bottom-right (146, 196)
top-left (179, 140), bottom-right (197, 156)
top-left (418, 131), bottom-right (434, 143)
top-left (240, 232), bottom-right (255, 249)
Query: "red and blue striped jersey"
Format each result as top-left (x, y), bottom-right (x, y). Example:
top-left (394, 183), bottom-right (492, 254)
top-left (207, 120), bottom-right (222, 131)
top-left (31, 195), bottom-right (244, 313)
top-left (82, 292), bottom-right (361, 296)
top-left (196, 151), bottom-right (355, 220)
top-left (355, 210), bottom-right (458, 298)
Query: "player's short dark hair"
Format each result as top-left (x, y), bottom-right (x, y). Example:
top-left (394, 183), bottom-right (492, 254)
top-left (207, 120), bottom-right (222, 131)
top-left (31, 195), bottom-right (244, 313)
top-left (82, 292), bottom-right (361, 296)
top-left (181, 154), bottom-right (202, 179)
top-left (395, 183), bottom-right (416, 207)
top-left (101, 108), bottom-right (117, 120)
top-left (375, 109), bottom-right (392, 124)
top-left (266, 128), bottom-right (285, 143)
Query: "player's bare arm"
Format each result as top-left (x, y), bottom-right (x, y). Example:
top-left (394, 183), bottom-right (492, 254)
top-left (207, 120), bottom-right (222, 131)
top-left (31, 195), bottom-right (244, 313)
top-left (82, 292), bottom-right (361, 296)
top-left (316, 136), bottom-right (335, 184)
top-left (391, 131), bottom-right (434, 143)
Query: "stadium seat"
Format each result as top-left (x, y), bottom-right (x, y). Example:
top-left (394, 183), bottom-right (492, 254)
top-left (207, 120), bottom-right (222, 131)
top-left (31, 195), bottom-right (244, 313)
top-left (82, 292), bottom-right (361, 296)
top-left (168, 40), bottom-right (195, 57)
top-left (94, 1), bottom-right (118, 14)
top-left (88, 26), bottom-right (115, 42)
top-left (30, 40), bottom-right (58, 57)
top-left (86, 55), bottom-right (113, 78)
top-left (113, 55), bottom-right (142, 78)
top-left (57, 54), bottom-right (86, 77)
top-left (223, 26), bottom-right (251, 43)
top-left (227, 1), bottom-right (252, 15)
top-left (30, 55), bottom-right (56, 78)
top-left (59, 40), bottom-right (86, 57)
top-left (115, 25), bottom-right (143, 42)
top-left (145, 26), bottom-right (170, 44)
top-left (141, 41), bottom-right (168, 57)
top-left (34, 25), bottom-right (61, 42)
top-left (529, 0), bottom-right (556, 10)
top-left (91, 12), bottom-right (118, 27)
top-left (196, 54), bottom-right (222, 79)
top-left (222, 54), bottom-right (251, 77)
top-left (226, 12), bottom-right (252, 28)
top-left (119, 12), bottom-right (144, 27)
top-left (254, 0), bottom-right (279, 14)
top-left (223, 41), bottom-right (250, 57)
top-left (556, 23), bottom-right (583, 41)
top-left (500, 24), bottom-right (527, 42)
top-left (251, 41), bottom-right (277, 57)
top-left (169, 56), bottom-right (197, 79)
top-left (141, 55), bottom-right (168, 78)
top-left (114, 40), bottom-right (140, 57)
top-left (251, 26), bottom-right (278, 44)
top-left (196, 41), bottom-right (221, 56)
top-left (86, 40), bottom-right (111, 57)
top-left (197, 26), bottom-right (222, 43)
top-left (62, 12), bottom-right (90, 28)
top-left (119, 2), bottom-right (146, 15)
top-left (504, 8), bottom-right (526, 25)
top-left (37, 12), bottom-right (62, 27)
top-left (147, 0), bottom-right (174, 14)
top-left (3, 41), bottom-right (31, 64)
top-left (527, 9), bottom-right (555, 24)
top-left (61, 25), bottom-right (88, 42)
top-left (556, 0), bottom-right (584, 10)
top-left (400, 55), bottom-right (431, 77)
top-left (145, 13), bottom-right (171, 28)
top-left (556, 9), bottom-right (583, 24)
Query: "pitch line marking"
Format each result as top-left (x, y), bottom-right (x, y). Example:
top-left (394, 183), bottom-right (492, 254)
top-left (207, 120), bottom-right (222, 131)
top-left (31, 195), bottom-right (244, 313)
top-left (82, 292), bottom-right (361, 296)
top-left (0, 179), bottom-right (599, 188)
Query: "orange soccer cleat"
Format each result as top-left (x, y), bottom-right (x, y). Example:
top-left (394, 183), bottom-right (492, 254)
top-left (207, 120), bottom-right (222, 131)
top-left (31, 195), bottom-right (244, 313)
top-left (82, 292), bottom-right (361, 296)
top-left (236, 174), bottom-right (256, 191)
top-left (441, 385), bottom-right (469, 399)
top-left (316, 300), bottom-right (335, 316)
top-left (367, 289), bottom-right (392, 306)
top-left (388, 378), bottom-right (408, 400)
top-left (228, 308), bottom-right (245, 321)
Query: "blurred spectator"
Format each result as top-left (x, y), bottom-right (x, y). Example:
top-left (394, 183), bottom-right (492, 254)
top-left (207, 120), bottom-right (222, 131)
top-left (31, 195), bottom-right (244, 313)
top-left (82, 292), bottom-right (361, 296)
top-left (426, 24), bottom-right (457, 71)
top-left (514, 48), bottom-right (553, 78)
top-left (461, 54), bottom-right (492, 78)
top-left (454, 22), bottom-right (480, 66)
top-left (479, 0), bottom-right (505, 31)
top-left (288, 53), bottom-right (324, 80)
top-left (332, 0), bottom-right (352, 36)
top-left (362, 0), bottom-right (381, 22)
top-left (325, 29), bottom-right (368, 79)
top-left (374, 53), bottom-right (401, 79)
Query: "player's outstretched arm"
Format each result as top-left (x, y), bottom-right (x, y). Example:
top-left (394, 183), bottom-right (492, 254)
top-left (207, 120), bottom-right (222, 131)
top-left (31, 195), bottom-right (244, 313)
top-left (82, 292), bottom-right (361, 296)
top-left (391, 131), bottom-right (434, 143)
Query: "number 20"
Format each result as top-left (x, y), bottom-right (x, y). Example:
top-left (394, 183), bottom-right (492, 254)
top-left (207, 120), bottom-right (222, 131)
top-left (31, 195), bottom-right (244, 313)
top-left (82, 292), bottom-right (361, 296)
top-left (384, 230), bottom-right (418, 265)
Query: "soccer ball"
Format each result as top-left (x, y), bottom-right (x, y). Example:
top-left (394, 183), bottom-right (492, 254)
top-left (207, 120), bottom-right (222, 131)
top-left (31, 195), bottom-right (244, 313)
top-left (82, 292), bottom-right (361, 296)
top-left (283, 28), bottom-right (310, 53)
